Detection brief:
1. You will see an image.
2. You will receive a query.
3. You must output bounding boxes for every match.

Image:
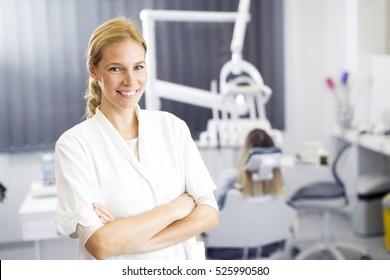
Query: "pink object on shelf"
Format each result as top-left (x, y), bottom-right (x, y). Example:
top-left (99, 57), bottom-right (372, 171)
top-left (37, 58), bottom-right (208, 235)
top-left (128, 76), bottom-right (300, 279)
top-left (326, 77), bottom-right (335, 89)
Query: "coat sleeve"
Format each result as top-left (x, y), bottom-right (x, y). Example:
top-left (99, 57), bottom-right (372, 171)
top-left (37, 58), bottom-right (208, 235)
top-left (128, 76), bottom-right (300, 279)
top-left (179, 121), bottom-right (218, 211)
top-left (55, 133), bottom-right (103, 237)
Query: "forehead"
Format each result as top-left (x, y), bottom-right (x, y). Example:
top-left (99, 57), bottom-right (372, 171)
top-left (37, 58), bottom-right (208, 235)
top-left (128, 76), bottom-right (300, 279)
top-left (100, 39), bottom-right (145, 63)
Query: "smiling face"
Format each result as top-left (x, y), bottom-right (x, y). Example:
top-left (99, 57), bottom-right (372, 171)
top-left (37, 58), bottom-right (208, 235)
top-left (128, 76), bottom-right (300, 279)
top-left (89, 39), bottom-right (147, 114)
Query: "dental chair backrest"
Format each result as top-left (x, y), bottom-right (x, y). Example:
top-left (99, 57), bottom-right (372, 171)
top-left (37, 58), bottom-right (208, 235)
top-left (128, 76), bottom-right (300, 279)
top-left (205, 147), bottom-right (296, 254)
top-left (244, 147), bottom-right (282, 182)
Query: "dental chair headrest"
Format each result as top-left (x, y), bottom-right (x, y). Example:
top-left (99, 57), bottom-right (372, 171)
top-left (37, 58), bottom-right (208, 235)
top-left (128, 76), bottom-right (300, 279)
top-left (244, 147), bottom-right (282, 181)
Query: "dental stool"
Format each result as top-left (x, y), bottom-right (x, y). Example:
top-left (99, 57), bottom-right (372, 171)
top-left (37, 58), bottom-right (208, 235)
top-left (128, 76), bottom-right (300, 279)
top-left (289, 143), bottom-right (371, 260)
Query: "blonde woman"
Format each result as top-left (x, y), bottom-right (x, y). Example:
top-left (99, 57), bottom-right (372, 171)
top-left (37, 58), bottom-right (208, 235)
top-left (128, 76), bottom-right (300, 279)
top-left (215, 128), bottom-right (284, 210)
top-left (55, 17), bottom-right (218, 260)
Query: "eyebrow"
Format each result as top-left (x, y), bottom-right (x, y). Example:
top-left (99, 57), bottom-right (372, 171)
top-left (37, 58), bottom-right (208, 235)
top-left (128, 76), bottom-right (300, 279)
top-left (106, 60), bottom-right (146, 67)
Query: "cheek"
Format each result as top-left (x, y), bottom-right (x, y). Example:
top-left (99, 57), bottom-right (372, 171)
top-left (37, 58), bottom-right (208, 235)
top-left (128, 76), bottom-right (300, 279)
top-left (140, 74), bottom-right (148, 86)
top-left (100, 75), bottom-right (118, 88)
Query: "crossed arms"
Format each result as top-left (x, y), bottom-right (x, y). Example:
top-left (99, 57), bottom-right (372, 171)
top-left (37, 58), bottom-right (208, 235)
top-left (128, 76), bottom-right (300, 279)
top-left (84, 193), bottom-right (218, 259)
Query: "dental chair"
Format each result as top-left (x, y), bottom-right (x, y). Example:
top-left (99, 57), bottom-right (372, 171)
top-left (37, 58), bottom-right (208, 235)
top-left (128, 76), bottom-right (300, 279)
top-left (289, 143), bottom-right (371, 259)
top-left (205, 148), bottom-right (297, 259)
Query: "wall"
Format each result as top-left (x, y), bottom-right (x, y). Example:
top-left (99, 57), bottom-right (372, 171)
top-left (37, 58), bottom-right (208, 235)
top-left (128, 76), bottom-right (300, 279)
top-left (282, 0), bottom-right (389, 155)
top-left (384, 0), bottom-right (390, 127)
top-left (388, 0), bottom-right (390, 53)
top-left (283, 0), bottom-right (331, 154)
top-left (355, 0), bottom-right (388, 125)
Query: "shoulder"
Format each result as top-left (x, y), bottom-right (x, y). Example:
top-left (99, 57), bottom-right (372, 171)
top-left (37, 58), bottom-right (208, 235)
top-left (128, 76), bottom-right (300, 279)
top-left (56, 117), bottom-right (96, 146)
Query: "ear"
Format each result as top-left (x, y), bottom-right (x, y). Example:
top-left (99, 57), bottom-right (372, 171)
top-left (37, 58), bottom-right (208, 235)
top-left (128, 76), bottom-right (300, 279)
top-left (88, 64), bottom-right (99, 81)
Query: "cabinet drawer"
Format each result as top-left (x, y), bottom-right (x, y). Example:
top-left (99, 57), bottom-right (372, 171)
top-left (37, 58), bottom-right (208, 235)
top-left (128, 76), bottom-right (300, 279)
top-left (21, 216), bottom-right (59, 241)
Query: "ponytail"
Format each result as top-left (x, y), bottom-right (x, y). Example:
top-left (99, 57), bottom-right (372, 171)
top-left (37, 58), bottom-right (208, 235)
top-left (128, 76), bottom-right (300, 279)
top-left (84, 78), bottom-right (102, 118)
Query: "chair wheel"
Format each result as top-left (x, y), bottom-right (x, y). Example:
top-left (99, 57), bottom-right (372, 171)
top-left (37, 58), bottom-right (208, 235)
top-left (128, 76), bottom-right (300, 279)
top-left (291, 247), bottom-right (300, 258)
top-left (360, 255), bottom-right (372, 260)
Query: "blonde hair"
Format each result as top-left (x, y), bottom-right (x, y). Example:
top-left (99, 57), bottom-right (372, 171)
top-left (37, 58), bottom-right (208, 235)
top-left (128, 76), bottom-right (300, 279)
top-left (236, 129), bottom-right (284, 198)
top-left (84, 17), bottom-right (147, 118)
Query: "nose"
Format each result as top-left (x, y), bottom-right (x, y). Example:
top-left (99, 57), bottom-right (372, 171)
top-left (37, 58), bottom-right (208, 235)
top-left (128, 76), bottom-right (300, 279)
top-left (123, 70), bottom-right (136, 86)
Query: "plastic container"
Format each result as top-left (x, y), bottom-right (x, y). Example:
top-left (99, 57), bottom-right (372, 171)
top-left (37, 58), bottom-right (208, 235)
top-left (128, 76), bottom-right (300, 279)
top-left (41, 153), bottom-right (55, 185)
top-left (383, 193), bottom-right (390, 253)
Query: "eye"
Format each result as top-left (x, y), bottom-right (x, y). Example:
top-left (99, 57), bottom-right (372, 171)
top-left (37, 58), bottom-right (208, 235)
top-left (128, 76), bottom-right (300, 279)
top-left (134, 65), bottom-right (145, 71)
top-left (108, 66), bottom-right (122, 72)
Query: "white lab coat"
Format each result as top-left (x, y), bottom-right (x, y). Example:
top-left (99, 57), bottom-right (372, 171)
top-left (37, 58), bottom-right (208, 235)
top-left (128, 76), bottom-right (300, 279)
top-left (55, 106), bottom-right (217, 259)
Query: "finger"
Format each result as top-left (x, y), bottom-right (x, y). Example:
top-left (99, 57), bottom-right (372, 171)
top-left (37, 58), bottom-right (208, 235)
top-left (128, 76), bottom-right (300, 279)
top-left (95, 209), bottom-right (111, 224)
top-left (94, 207), bottom-right (112, 222)
top-left (99, 208), bottom-right (114, 221)
top-left (95, 203), bottom-right (113, 218)
top-left (93, 203), bottom-right (114, 221)
top-left (99, 216), bottom-right (108, 224)
top-left (94, 206), bottom-right (114, 222)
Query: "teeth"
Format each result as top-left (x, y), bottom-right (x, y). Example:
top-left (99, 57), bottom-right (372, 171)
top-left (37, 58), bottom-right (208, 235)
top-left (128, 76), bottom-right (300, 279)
top-left (120, 90), bottom-right (137, 96)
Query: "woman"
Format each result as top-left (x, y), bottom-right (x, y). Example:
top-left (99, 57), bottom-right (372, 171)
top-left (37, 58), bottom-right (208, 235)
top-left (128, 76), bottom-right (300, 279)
top-left (55, 17), bottom-right (218, 260)
top-left (208, 128), bottom-right (284, 259)
top-left (215, 128), bottom-right (284, 210)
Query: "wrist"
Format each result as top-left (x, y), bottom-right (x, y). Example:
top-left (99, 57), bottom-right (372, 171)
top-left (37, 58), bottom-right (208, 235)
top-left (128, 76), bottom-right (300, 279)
top-left (160, 202), bottom-right (179, 222)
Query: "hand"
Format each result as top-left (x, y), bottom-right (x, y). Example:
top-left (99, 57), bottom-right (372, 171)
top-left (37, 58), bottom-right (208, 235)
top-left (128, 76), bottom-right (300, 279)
top-left (169, 193), bottom-right (195, 220)
top-left (93, 202), bottom-right (114, 224)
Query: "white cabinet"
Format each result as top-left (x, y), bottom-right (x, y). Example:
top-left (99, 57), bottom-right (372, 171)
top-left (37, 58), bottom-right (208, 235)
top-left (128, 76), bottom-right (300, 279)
top-left (18, 182), bottom-right (77, 259)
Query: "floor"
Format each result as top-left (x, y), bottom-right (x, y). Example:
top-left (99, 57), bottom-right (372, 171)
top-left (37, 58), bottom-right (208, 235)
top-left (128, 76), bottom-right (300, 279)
top-left (0, 241), bottom-right (36, 260)
top-left (284, 209), bottom-right (390, 260)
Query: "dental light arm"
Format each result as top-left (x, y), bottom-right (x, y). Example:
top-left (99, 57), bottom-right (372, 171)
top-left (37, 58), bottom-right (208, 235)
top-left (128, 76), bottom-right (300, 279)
top-left (230, 0), bottom-right (251, 64)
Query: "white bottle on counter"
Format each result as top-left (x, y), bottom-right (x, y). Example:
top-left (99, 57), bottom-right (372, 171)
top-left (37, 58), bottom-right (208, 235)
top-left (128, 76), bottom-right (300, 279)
top-left (41, 152), bottom-right (55, 185)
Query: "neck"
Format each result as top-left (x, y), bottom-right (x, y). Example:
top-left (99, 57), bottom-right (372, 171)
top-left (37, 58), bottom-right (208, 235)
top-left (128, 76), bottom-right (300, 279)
top-left (100, 106), bottom-right (139, 140)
